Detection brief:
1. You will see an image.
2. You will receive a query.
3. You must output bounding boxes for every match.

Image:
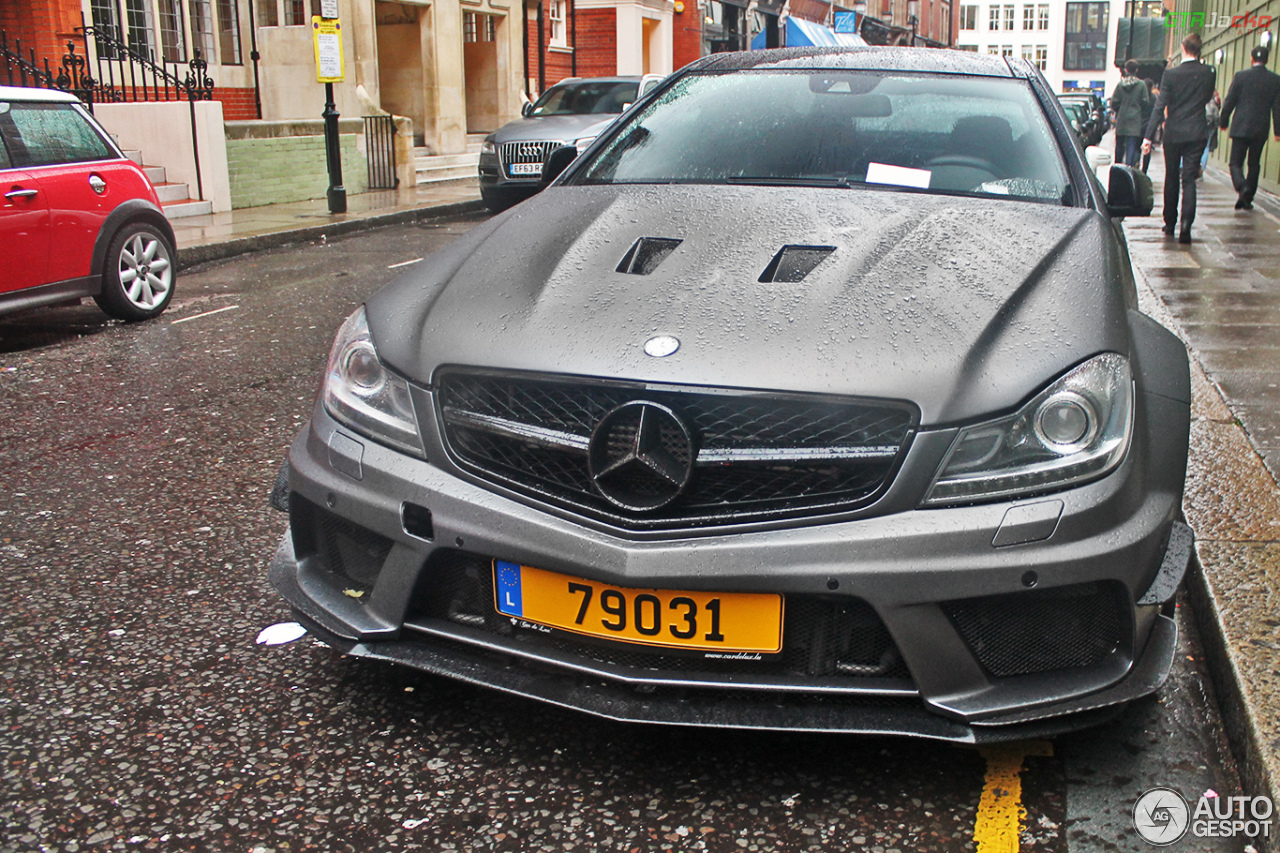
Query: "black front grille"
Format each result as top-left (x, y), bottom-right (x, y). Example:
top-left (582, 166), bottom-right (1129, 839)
top-left (435, 370), bottom-right (916, 529)
top-left (944, 582), bottom-right (1129, 678)
top-left (499, 140), bottom-right (558, 180)
top-left (411, 550), bottom-right (912, 683)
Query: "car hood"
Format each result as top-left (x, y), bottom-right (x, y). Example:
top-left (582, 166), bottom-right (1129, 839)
top-left (492, 114), bottom-right (619, 144)
top-left (368, 185), bottom-right (1132, 425)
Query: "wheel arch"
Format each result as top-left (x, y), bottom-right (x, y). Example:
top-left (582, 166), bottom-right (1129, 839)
top-left (90, 200), bottom-right (177, 280)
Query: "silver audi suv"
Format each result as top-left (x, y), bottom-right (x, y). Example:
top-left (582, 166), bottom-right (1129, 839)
top-left (478, 74), bottom-right (662, 211)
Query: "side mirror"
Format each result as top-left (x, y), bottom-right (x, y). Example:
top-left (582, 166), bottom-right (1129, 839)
top-left (540, 145), bottom-right (579, 187)
top-left (521, 102), bottom-right (534, 118)
top-left (1107, 164), bottom-right (1154, 218)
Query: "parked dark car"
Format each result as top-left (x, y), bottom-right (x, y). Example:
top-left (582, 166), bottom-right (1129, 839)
top-left (270, 49), bottom-right (1191, 743)
top-left (1058, 92), bottom-right (1107, 145)
top-left (0, 86), bottom-right (176, 320)
top-left (478, 75), bottom-right (663, 211)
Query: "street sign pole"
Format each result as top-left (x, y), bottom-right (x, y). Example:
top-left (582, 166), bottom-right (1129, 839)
top-left (323, 81), bottom-right (346, 213)
top-left (313, 11), bottom-right (346, 213)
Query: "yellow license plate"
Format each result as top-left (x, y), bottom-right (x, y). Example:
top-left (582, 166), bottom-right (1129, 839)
top-left (493, 561), bottom-right (783, 653)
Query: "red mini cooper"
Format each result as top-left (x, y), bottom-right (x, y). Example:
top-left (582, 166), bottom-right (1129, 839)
top-left (0, 86), bottom-right (176, 321)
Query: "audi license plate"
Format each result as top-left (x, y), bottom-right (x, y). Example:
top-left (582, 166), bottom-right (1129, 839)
top-left (509, 163), bottom-right (542, 176)
top-left (494, 561), bottom-right (783, 653)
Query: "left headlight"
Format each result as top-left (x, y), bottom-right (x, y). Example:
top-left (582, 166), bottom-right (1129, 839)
top-left (574, 135), bottom-right (597, 154)
top-left (923, 353), bottom-right (1133, 506)
top-left (481, 138), bottom-right (496, 154)
top-left (322, 306), bottom-right (425, 457)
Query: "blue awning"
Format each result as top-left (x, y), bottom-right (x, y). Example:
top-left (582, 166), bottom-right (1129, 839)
top-left (751, 17), bottom-right (868, 48)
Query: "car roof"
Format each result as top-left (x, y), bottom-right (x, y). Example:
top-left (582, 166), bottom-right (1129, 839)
top-left (549, 76), bottom-right (643, 86)
top-left (0, 85), bottom-right (81, 103)
top-left (695, 47), bottom-right (1017, 78)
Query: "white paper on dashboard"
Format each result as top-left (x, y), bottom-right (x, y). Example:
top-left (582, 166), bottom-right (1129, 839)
top-left (865, 162), bottom-right (932, 189)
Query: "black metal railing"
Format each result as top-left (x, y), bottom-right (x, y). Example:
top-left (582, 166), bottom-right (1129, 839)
top-left (1, 21), bottom-right (216, 201)
top-left (364, 115), bottom-right (399, 189)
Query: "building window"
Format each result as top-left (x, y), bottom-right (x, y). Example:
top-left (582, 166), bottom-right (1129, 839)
top-left (1037, 4), bottom-right (1049, 29)
top-left (285, 0), bottom-right (320, 26)
top-left (989, 6), bottom-right (1000, 30)
top-left (548, 0), bottom-right (567, 47)
top-left (216, 0), bottom-right (241, 64)
top-left (188, 0), bottom-right (216, 60)
top-left (1064, 1), bottom-right (1109, 71)
top-left (1035, 44), bottom-right (1048, 69)
top-left (124, 0), bottom-right (155, 57)
top-left (1022, 43), bottom-right (1034, 61)
top-left (960, 4), bottom-right (977, 29)
top-left (258, 0), bottom-right (278, 27)
top-left (158, 0), bottom-right (185, 61)
top-left (988, 44), bottom-right (1001, 54)
top-left (1002, 5), bottom-right (1015, 30)
top-left (1002, 44), bottom-right (1014, 56)
top-left (958, 44), bottom-right (979, 51)
top-left (1022, 5), bottom-right (1035, 29)
top-left (463, 10), bottom-right (477, 41)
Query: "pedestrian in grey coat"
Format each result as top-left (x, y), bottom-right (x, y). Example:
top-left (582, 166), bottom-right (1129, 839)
top-left (1111, 59), bottom-right (1150, 166)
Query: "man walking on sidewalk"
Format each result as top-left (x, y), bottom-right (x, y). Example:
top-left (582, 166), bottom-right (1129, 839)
top-left (1112, 60), bottom-right (1150, 166)
top-left (1219, 44), bottom-right (1280, 210)
top-left (1143, 33), bottom-right (1216, 243)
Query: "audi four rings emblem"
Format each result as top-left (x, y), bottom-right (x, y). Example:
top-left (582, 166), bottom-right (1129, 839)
top-left (588, 401), bottom-right (695, 511)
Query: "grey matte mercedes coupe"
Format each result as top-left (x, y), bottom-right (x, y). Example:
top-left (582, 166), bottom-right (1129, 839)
top-left (268, 47), bottom-right (1194, 742)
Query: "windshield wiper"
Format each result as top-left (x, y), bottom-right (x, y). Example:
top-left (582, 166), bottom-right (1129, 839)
top-left (725, 176), bottom-right (852, 188)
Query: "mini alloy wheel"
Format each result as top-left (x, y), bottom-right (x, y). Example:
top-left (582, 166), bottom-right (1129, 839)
top-left (96, 224), bottom-right (176, 321)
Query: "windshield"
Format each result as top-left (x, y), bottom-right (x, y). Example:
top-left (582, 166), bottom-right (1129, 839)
top-left (576, 70), bottom-right (1073, 204)
top-left (530, 80), bottom-right (641, 116)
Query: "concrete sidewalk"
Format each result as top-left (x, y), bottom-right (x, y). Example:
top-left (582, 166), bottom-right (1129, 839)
top-left (1126, 154), bottom-right (1280, 834)
top-left (166, 165), bottom-right (1280, 829)
top-left (169, 179), bottom-right (486, 269)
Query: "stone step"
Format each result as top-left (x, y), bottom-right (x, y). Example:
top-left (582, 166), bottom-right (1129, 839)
top-left (416, 163), bottom-right (478, 184)
top-left (121, 149), bottom-right (143, 166)
top-left (162, 198), bottom-right (214, 219)
top-left (466, 132), bottom-right (488, 154)
top-left (143, 165), bottom-right (166, 184)
top-left (413, 150), bottom-right (480, 169)
top-left (152, 182), bottom-right (191, 203)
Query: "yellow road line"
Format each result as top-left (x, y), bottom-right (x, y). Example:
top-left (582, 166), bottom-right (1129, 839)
top-left (974, 740), bottom-right (1054, 853)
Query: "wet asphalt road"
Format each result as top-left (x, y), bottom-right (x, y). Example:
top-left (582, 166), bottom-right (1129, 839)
top-left (0, 216), bottom-right (1253, 852)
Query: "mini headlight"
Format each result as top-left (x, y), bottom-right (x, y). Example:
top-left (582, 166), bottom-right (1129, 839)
top-left (322, 307), bottom-right (425, 457)
top-left (923, 353), bottom-right (1132, 506)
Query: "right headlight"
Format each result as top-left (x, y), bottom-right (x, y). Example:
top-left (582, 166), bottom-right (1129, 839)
top-left (922, 353), bottom-right (1133, 506)
top-left (322, 306), bottom-right (425, 458)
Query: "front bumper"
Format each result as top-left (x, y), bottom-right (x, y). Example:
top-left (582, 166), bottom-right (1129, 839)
top-left (268, 366), bottom-right (1193, 740)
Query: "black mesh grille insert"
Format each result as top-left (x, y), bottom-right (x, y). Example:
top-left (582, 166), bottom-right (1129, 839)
top-left (296, 496), bottom-right (394, 595)
top-left (412, 550), bottom-right (912, 683)
top-left (435, 370), bottom-right (916, 529)
top-left (944, 582), bottom-right (1128, 678)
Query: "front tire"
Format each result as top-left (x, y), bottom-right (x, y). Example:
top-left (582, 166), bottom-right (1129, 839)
top-left (95, 224), bottom-right (176, 321)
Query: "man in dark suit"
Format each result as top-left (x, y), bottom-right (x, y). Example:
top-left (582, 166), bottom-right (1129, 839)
top-left (1143, 33), bottom-right (1217, 243)
top-left (1219, 44), bottom-right (1280, 210)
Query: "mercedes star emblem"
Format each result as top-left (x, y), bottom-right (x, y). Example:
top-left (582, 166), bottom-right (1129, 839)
top-left (643, 335), bottom-right (680, 357)
top-left (588, 401), bottom-right (695, 511)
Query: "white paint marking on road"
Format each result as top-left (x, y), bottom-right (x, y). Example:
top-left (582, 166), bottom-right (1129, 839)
top-left (388, 258), bottom-right (424, 269)
top-left (171, 305), bottom-right (240, 325)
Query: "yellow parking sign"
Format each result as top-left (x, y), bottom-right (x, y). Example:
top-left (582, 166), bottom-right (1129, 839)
top-left (312, 17), bottom-right (344, 83)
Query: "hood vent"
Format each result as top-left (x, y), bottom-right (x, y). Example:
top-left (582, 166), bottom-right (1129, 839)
top-left (617, 237), bottom-right (682, 275)
top-left (759, 245), bottom-right (836, 283)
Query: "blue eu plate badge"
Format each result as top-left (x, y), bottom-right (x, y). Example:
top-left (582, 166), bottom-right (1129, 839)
top-left (495, 561), bottom-right (523, 617)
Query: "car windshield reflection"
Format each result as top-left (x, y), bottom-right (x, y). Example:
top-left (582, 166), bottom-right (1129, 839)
top-left (577, 70), bottom-right (1073, 204)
